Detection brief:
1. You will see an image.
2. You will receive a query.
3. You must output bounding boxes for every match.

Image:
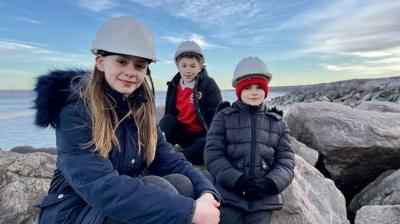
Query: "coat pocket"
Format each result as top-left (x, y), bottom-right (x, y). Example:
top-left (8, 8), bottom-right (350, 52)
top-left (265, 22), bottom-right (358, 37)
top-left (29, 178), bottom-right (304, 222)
top-left (37, 193), bottom-right (79, 224)
top-left (38, 193), bottom-right (74, 208)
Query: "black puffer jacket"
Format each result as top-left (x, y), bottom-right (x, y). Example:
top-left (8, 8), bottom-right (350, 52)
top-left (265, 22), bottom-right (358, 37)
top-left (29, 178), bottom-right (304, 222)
top-left (164, 68), bottom-right (222, 131)
top-left (204, 100), bottom-right (295, 212)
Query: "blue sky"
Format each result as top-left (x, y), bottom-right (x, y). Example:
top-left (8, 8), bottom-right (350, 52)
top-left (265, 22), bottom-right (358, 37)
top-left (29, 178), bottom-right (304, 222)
top-left (0, 0), bottom-right (399, 90)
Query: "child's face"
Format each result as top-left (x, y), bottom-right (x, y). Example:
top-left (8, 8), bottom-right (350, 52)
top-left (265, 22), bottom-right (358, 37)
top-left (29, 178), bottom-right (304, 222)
top-left (240, 84), bottom-right (266, 106)
top-left (96, 54), bottom-right (148, 97)
top-left (176, 57), bottom-right (202, 83)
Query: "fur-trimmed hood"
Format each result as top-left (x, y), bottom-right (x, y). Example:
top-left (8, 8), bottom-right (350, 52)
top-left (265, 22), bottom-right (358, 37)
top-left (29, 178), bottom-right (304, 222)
top-left (34, 69), bottom-right (89, 128)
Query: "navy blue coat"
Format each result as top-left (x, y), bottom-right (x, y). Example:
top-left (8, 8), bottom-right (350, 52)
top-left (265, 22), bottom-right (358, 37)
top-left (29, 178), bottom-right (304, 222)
top-left (34, 70), bottom-right (219, 224)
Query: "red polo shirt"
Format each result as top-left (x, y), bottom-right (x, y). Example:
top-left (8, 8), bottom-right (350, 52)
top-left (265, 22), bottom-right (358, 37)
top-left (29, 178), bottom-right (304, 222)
top-left (176, 81), bottom-right (203, 132)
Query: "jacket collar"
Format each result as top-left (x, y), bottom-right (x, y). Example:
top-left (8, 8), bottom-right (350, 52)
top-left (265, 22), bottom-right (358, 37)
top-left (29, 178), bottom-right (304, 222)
top-left (169, 68), bottom-right (209, 86)
top-left (105, 86), bottom-right (130, 118)
top-left (232, 100), bottom-right (266, 114)
top-left (105, 85), bottom-right (148, 119)
top-left (179, 78), bottom-right (196, 89)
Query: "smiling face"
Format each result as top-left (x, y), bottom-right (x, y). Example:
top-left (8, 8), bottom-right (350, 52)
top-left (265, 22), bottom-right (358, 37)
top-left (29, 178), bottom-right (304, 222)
top-left (176, 57), bottom-right (203, 83)
top-left (240, 84), bottom-right (266, 106)
top-left (95, 54), bottom-right (149, 96)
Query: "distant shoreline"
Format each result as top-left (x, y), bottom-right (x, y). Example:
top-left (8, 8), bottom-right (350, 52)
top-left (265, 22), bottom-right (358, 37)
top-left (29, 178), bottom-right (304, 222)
top-left (2, 74), bottom-right (398, 93)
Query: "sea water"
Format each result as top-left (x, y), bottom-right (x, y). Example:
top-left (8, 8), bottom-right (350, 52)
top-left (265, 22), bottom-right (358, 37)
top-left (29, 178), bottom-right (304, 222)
top-left (0, 90), bottom-right (284, 150)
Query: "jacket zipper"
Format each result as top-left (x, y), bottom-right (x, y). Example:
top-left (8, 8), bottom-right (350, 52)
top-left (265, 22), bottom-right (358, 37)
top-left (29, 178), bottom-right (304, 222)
top-left (192, 75), bottom-right (208, 131)
top-left (249, 111), bottom-right (256, 177)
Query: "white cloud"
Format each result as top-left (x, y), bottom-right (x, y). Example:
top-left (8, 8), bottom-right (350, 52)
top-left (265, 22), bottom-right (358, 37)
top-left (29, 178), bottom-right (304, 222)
top-left (0, 41), bottom-right (53, 54)
top-left (160, 60), bottom-right (174, 64)
top-left (189, 34), bottom-right (227, 49)
top-left (342, 46), bottom-right (400, 58)
top-left (320, 63), bottom-right (400, 75)
top-left (320, 64), bottom-right (381, 74)
top-left (164, 33), bottom-right (226, 49)
top-left (127, 1), bottom-right (165, 8)
top-left (164, 36), bottom-right (184, 44)
top-left (343, 51), bottom-right (394, 58)
top-left (296, 1), bottom-right (400, 56)
top-left (77, 0), bottom-right (119, 12)
top-left (0, 40), bottom-right (90, 66)
top-left (130, 0), bottom-right (262, 29)
top-left (280, 0), bottom-right (400, 76)
top-left (367, 57), bottom-right (400, 64)
top-left (128, 0), bottom-right (400, 56)
top-left (129, 0), bottom-right (315, 47)
top-left (14, 16), bottom-right (42, 25)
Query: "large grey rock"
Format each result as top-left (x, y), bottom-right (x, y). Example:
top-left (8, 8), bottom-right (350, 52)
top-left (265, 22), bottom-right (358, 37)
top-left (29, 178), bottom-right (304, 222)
top-left (0, 151), bottom-right (55, 224)
top-left (284, 102), bottom-right (400, 199)
top-left (289, 136), bottom-right (319, 166)
top-left (272, 155), bottom-right (349, 224)
top-left (348, 169), bottom-right (400, 221)
top-left (355, 205), bottom-right (400, 224)
top-left (355, 101), bottom-right (400, 113)
top-left (0, 176), bottom-right (50, 224)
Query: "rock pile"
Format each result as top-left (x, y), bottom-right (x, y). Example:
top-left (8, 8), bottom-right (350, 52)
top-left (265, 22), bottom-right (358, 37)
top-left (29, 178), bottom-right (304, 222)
top-left (268, 75), bottom-right (400, 110)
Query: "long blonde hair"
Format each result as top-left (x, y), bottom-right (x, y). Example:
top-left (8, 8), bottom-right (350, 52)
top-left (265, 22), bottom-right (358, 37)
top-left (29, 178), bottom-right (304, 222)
top-left (79, 67), bottom-right (157, 166)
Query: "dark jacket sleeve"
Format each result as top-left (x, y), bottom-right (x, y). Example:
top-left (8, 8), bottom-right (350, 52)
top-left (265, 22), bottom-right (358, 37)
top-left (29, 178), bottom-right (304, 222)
top-left (204, 78), bottom-right (222, 127)
top-left (56, 104), bottom-right (195, 224)
top-left (265, 121), bottom-right (295, 193)
top-left (149, 127), bottom-right (221, 200)
top-left (204, 111), bottom-right (243, 189)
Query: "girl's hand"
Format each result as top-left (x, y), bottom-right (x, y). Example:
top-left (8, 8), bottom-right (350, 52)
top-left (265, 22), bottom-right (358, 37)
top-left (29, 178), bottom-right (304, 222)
top-left (192, 193), bottom-right (220, 224)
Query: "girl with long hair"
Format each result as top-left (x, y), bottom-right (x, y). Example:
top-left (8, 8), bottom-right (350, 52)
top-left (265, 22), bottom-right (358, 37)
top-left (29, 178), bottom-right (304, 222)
top-left (34, 16), bottom-right (220, 224)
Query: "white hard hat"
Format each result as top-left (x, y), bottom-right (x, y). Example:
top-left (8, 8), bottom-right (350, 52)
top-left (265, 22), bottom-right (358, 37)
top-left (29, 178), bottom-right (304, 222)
top-left (232, 56), bottom-right (272, 87)
top-left (174, 41), bottom-right (204, 62)
top-left (91, 16), bottom-right (157, 62)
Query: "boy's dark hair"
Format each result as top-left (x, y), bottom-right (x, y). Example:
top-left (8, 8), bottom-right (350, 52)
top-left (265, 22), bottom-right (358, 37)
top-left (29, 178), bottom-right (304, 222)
top-left (176, 52), bottom-right (204, 65)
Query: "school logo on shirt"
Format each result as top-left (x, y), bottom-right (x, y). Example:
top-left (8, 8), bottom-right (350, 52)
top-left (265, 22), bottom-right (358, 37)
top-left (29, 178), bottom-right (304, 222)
top-left (196, 91), bottom-right (203, 100)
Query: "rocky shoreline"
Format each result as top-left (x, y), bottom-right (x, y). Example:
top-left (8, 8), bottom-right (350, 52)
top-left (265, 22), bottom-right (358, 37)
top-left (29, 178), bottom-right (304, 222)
top-left (267, 75), bottom-right (400, 110)
top-left (1, 75), bottom-right (400, 224)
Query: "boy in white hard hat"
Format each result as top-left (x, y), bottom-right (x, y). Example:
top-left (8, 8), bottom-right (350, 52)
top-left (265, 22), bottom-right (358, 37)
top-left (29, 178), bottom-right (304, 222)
top-left (204, 57), bottom-right (295, 224)
top-left (160, 41), bottom-right (222, 165)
